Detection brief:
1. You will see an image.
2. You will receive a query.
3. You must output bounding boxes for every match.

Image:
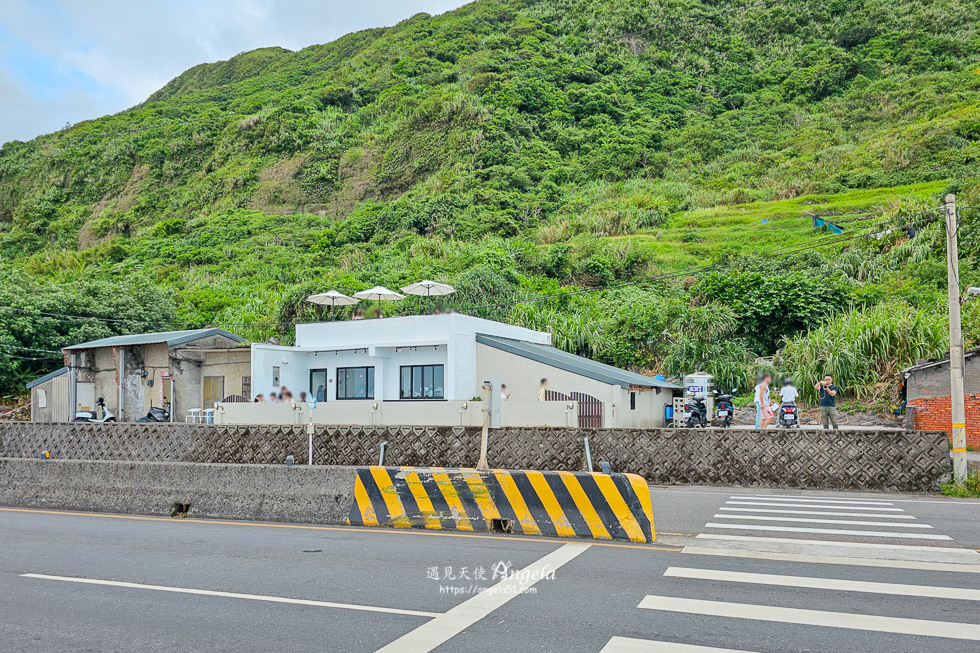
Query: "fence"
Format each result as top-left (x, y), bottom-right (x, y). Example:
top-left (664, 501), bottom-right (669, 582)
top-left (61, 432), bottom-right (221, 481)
top-left (0, 422), bottom-right (951, 491)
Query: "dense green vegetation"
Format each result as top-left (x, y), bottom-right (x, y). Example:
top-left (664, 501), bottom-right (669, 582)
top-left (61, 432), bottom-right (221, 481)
top-left (1, 0), bottom-right (979, 399)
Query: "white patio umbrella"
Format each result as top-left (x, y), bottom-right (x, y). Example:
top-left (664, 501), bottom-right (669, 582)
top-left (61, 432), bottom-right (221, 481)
top-left (307, 290), bottom-right (359, 319)
top-left (400, 280), bottom-right (456, 297)
top-left (353, 286), bottom-right (405, 317)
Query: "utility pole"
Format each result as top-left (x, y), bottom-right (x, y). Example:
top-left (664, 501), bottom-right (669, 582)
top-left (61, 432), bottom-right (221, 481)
top-left (945, 193), bottom-right (967, 483)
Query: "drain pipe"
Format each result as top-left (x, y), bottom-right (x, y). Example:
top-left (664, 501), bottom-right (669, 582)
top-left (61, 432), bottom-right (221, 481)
top-left (379, 441), bottom-right (388, 466)
top-left (583, 436), bottom-right (593, 471)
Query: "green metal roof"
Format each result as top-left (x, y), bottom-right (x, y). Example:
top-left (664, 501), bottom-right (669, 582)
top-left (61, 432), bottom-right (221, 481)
top-left (476, 334), bottom-right (681, 390)
top-left (62, 328), bottom-right (246, 351)
top-left (26, 366), bottom-right (68, 390)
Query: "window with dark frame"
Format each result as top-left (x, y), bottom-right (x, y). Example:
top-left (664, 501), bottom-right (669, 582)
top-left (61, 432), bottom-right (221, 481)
top-left (399, 364), bottom-right (444, 399)
top-left (630, 391), bottom-right (636, 411)
top-left (336, 366), bottom-right (374, 400)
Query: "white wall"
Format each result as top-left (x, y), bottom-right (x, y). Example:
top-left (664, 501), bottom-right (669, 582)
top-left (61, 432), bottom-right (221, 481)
top-left (294, 313), bottom-right (550, 348)
top-left (475, 343), bottom-right (674, 428)
top-left (214, 400), bottom-right (576, 427)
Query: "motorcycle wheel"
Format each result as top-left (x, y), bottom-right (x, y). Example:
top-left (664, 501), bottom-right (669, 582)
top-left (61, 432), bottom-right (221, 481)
top-left (686, 418), bottom-right (698, 428)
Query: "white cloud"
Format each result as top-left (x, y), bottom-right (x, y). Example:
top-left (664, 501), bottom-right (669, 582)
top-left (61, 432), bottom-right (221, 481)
top-left (0, 0), bottom-right (469, 144)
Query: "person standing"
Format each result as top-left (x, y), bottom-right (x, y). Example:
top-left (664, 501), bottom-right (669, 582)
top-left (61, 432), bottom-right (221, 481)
top-left (537, 378), bottom-right (548, 401)
top-left (753, 373), bottom-right (773, 429)
top-left (814, 374), bottom-right (840, 429)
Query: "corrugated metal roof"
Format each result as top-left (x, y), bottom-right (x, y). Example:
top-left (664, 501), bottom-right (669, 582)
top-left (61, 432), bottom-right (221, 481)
top-left (900, 347), bottom-right (980, 376)
top-left (62, 328), bottom-right (246, 350)
top-left (476, 334), bottom-right (681, 390)
top-left (26, 366), bottom-right (68, 390)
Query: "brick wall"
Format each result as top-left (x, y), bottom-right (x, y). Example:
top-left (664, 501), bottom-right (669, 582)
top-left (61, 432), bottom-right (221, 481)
top-left (908, 395), bottom-right (980, 449)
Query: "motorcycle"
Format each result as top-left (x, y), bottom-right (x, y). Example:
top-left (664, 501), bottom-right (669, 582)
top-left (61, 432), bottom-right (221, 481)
top-left (682, 394), bottom-right (709, 428)
top-left (715, 389), bottom-right (736, 428)
top-left (73, 397), bottom-right (116, 423)
top-left (777, 402), bottom-right (800, 428)
top-left (137, 404), bottom-right (171, 423)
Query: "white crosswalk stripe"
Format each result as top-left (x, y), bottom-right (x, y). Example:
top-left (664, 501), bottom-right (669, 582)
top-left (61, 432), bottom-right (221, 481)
top-left (718, 507), bottom-right (916, 519)
top-left (703, 522), bottom-right (952, 539)
top-left (599, 492), bottom-right (980, 652)
top-left (711, 514), bottom-right (934, 528)
top-left (636, 596), bottom-right (980, 641)
top-left (599, 637), bottom-right (753, 652)
top-left (662, 567), bottom-right (980, 600)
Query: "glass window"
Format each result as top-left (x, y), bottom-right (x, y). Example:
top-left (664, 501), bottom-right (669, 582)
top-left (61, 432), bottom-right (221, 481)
top-left (400, 365), bottom-right (445, 400)
top-left (310, 369), bottom-right (328, 402)
top-left (337, 367), bottom-right (374, 400)
top-left (203, 376), bottom-right (224, 407)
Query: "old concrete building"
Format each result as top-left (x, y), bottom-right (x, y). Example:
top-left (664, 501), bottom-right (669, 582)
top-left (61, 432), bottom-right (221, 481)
top-left (48, 329), bottom-right (250, 422)
top-left (902, 348), bottom-right (980, 448)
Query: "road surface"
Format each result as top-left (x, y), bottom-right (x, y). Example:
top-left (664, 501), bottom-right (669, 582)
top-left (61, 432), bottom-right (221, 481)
top-left (3, 485), bottom-right (980, 652)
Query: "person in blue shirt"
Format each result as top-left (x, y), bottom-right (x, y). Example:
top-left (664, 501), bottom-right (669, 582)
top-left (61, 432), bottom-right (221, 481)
top-left (814, 374), bottom-right (840, 430)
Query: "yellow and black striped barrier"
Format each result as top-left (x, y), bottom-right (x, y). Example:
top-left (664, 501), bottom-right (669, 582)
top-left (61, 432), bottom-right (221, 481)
top-left (347, 467), bottom-right (655, 543)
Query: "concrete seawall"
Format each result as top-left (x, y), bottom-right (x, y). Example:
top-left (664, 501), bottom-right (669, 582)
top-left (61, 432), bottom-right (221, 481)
top-left (0, 458), bottom-right (356, 524)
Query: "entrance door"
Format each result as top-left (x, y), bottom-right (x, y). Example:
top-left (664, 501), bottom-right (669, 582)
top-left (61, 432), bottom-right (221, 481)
top-left (310, 369), bottom-right (328, 402)
top-left (570, 392), bottom-right (603, 428)
top-left (76, 382), bottom-right (95, 412)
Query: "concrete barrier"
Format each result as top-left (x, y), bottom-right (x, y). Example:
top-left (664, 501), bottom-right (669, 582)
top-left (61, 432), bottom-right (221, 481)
top-left (346, 466), bottom-right (655, 543)
top-left (0, 457), bottom-right (355, 524)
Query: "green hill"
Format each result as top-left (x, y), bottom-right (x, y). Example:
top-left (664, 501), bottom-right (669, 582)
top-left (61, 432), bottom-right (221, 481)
top-left (1, 0), bottom-right (979, 397)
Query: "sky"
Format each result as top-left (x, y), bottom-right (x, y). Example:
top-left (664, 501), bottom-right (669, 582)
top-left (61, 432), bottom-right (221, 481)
top-left (0, 0), bottom-right (468, 146)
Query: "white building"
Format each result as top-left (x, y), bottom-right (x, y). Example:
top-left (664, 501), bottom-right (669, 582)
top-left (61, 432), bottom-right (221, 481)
top-left (225, 313), bottom-right (679, 428)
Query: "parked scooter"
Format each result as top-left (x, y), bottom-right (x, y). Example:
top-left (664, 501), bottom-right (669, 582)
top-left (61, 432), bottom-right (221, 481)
top-left (73, 397), bottom-right (116, 423)
top-left (682, 394), bottom-right (709, 428)
top-left (777, 402), bottom-right (800, 428)
top-left (137, 404), bottom-right (171, 423)
top-left (715, 389), bottom-right (736, 428)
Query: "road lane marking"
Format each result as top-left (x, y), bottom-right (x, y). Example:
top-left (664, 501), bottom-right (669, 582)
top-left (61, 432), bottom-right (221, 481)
top-left (663, 567), bottom-right (980, 600)
top-left (20, 573), bottom-right (439, 617)
top-left (600, 637), bottom-right (750, 652)
top-left (727, 496), bottom-right (893, 505)
top-left (718, 507), bottom-right (916, 519)
top-left (724, 501), bottom-right (903, 511)
top-left (637, 595), bottom-right (980, 640)
top-left (374, 542), bottom-right (590, 653)
top-left (683, 546), bottom-right (980, 572)
top-left (696, 534), bottom-right (970, 552)
top-left (711, 514), bottom-right (933, 528)
top-left (0, 507), bottom-right (681, 552)
top-left (683, 546), bottom-right (980, 571)
top-left (704, 523), bottom-right (951, 540)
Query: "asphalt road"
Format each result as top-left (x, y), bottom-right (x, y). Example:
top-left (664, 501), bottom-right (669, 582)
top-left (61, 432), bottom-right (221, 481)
top-left (3, 486), bottom-right (980, 653)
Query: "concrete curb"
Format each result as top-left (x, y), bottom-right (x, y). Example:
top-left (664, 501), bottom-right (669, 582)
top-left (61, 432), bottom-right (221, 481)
top-left (346, 466), bottom-right (656, 543)
top-left (0, 458), bottom-right (356, 524)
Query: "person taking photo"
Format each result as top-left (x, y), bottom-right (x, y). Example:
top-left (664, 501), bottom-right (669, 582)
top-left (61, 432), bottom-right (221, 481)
top-left (814, 374), bottom-right (840, 430)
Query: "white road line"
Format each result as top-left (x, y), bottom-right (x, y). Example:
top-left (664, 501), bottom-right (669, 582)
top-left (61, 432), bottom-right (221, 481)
top-left (704, 523), bottom-right (952, 540)
top-left (696, 534), bottom-right (968, 552)
top-left (683, 546), bottom-right (980, 573)
top-left (711, 514), bottom-right (933, 528)
top-left (373, 542), bottom-right (589, 653)
top-left (600, 636), bottom-right (752, 653)
top-left (719, 507), bottom-right (916, 519)
top-left (638, 595), bottom-right (980, 641)
top-left (663, 567), bottom-right (980, 601)
top-left (19, 574), bottom-right (439, 618)
top-left (725, 501), bottom-right (903, 511)
top-left (728, 496), bottom-right (893, 505)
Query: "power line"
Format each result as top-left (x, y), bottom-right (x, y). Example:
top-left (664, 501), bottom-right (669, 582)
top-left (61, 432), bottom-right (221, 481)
top-left (0, 343), bottom-right (62, 354)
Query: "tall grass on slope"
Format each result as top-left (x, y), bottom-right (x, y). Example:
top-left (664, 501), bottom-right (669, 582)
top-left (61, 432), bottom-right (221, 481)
top-left (779, 303), bottom-right (947, 403)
